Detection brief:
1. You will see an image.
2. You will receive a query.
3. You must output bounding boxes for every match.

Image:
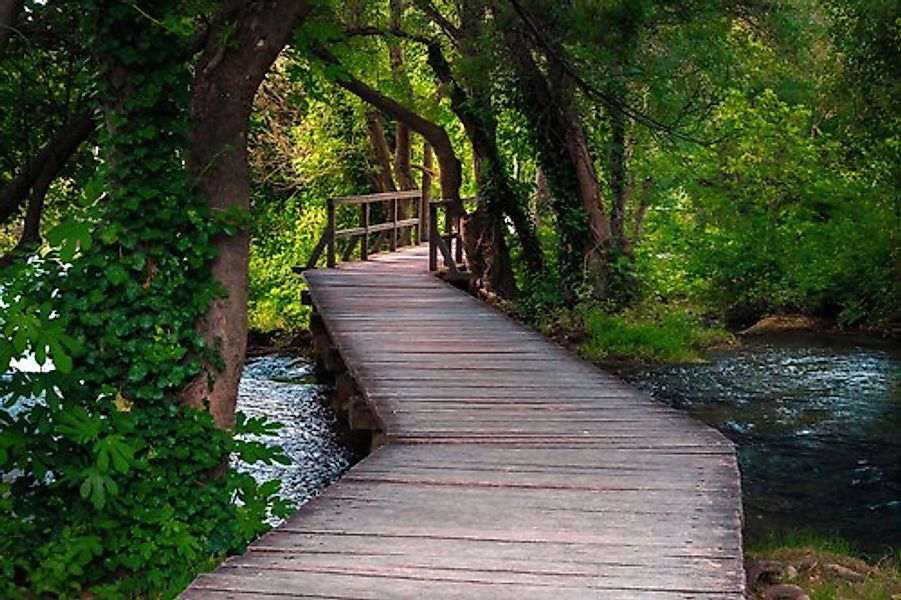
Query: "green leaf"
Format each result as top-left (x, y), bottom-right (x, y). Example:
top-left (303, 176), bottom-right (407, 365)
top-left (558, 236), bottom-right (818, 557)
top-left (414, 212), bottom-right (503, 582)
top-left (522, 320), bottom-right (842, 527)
top-left (79, 173), bottom-right (107, 207)
top-left (79, 468), bottom-right (119, 509)
top-left (94, 434), bottom-right (135, 474)
top-left (106, 264), bottom-right (129, 285)
top-left (56, 407), bottom-right (103, 443)
top-left (49, 338), bottom-right (73, 374)
top-left (47, 218), bottom-right (93, 260)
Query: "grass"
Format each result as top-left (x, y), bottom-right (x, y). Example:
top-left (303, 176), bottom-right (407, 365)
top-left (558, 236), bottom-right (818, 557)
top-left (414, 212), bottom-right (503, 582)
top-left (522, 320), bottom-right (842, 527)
top-left (576, 304), bottom-right (732, 364)
top-left (748, 530), bottom-right (858, 557)
top-left (746, 531), bottom-right (900, 600)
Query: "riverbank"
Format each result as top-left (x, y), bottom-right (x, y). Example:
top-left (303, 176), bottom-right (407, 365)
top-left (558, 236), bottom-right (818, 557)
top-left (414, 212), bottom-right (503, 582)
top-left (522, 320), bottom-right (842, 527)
top-left (745, 534), bottom-right (900, 599)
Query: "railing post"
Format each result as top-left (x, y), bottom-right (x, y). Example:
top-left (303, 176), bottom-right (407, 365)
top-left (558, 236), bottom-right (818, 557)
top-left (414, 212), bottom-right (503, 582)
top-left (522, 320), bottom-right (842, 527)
top-left (326, 198), bottom-right (336, 268)
top-left (390, 195), bottom-right (398, 251)
top-left (428, 202), bottom-right (438, 272)
top-left (420, 141), bottom-right (432, 245)
top-left (454, 211), bottom-right (463, 265)
top-left (361, 202), bottom-right (370, 260)
top-left (417, 193), bottom-right (426, 244)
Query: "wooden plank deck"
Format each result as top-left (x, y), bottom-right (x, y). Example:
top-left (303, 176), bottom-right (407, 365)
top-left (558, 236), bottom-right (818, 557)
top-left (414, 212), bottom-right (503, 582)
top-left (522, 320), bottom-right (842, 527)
top-left (183, 245), bottom-right (745, 599)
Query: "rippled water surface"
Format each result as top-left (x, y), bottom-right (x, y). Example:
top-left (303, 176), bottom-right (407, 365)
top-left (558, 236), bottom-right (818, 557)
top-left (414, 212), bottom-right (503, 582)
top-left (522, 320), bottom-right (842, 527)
top-left (618, 334), bottom-right (900, 552)
top-left (234, 356), bottom-right (358, 516)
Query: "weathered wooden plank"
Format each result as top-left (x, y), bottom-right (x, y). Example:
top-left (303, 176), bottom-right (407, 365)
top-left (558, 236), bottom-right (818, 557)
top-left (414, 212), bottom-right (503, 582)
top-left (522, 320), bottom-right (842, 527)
top-left (188, 570), bottom-right (742, 599)
top-left (250, 530), bottom-right (742, 566)
top-left (226, 553), bottom-right (745, 592)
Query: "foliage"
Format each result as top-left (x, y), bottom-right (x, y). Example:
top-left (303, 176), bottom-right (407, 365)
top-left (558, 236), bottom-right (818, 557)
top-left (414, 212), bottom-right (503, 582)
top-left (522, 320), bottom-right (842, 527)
top-left (247, 62), bottom-right (374, 332)
top-left (642, 89), bottom-right (899, 327)
top-left (1, 3), bottom-right (290, 597)
top-left (0, 1), bottom-right (94, 253)
top-left (249, 196), bottom-right (327, 331)
top-left (578, 304), bottom-right (728, 363)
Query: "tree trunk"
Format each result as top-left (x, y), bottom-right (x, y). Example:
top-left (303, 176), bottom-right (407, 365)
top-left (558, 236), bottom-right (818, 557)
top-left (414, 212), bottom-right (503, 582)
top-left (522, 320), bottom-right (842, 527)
top-left (0, 0), bottom-right (21, 58)
top-left (503, 26), bottom-right (612, 296)
top-left (394, 123), bottom-right (414, 190)
top-left (182, 0), bottom-right (311, 430)
top-left (608, 105), bottom-right (628, 252)
top-left (423, 39), bottom-right (542, 279)
top-left (534, 166), bottom-right (550, 226)
top-left (461, 204), bottom-right (517, 299)
top-left (389, 0), bottom-right (415, 192)
top-left (560, 102), bottom-right (612, 261)
top-left (364, 111), bottom-right (394, 253)
top-left (420, 140), bottom-right (432, 242)
top-left (366, 112), bottom-right (397, 192)
top-left (388, 0), bottom-right (414, 245)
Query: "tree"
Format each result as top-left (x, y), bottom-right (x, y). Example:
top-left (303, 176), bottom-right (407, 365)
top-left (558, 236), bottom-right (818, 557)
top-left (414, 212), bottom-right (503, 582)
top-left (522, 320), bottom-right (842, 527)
top-left (1, 1), bottom-right (312, 595)
top-left (182, 0), bottom-right (313, 429)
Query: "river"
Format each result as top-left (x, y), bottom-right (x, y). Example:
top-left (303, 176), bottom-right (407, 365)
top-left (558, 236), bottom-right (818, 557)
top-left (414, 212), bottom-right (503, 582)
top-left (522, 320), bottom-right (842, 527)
top-left (616, 333), bottom-right (900, 553)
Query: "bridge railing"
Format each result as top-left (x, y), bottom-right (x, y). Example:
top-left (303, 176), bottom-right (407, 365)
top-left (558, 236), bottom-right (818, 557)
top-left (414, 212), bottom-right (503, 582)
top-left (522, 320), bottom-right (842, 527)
top-left (301, 190), bottom-right (424, 270)
top-left (299, 192), bottom-right (475, 276)
top-left (428, 199), bottom-right (464, 276)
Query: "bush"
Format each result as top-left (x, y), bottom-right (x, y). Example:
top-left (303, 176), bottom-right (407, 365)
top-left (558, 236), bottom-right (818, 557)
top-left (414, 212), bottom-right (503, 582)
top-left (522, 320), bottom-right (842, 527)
top-left (580, 305), bottom-right (728, 363)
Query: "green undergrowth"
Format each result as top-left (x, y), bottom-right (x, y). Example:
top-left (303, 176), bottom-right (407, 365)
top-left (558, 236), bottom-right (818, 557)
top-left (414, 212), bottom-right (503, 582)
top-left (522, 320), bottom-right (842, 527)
top-left (749, 531), bottom-right (860, 557)
top-left (579, 305), bottom-right (731, 363)
top-left (521, 294), bottom-right (732, 364)
top-left (746, 532), bottom-right (900, 600)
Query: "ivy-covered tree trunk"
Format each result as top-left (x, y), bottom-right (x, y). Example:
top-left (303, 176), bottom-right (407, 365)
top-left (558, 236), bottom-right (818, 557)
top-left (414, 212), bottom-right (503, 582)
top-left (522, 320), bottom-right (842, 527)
top-left (415, 4), bottom-right (541, 296)
top-left (503, 26), bottom-right (612, 299)
top-left (183, 0), bottom-right (312, 429)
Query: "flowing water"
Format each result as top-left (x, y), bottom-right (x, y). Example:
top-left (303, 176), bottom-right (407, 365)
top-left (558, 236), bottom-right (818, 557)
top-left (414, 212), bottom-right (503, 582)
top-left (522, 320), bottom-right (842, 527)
top-left (233, 356), bottom-right (359, 517)
top-left (617, 333), bottom-right (900, 553)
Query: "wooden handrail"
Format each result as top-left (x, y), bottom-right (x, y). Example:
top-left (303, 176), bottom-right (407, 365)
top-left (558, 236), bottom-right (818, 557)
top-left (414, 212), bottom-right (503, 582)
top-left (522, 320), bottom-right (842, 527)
top-left (299, 191), bottom-right (425, 271)
top-left (427, 198), bottom-right (478, 275)
top-left (331, 190), bottom-right (421, 206)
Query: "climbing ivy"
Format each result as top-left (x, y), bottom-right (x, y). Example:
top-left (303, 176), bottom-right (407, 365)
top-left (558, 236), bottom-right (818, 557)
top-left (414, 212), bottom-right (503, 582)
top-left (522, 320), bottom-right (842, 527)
top-left (0, 3), bottom-right (290, 597)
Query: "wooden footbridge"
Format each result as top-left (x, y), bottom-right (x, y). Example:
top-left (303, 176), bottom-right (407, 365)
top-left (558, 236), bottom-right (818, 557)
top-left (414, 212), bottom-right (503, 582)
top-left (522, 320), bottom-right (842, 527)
top-left (184, 194), bottom-right (745, 598)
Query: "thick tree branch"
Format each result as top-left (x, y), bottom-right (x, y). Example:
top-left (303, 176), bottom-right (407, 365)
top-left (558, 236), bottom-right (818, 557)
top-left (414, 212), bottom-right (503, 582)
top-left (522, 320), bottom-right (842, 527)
top-left (0, 109), bottom-right (95, 225)
top-left (309, 44), bottom-right (463, 213)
